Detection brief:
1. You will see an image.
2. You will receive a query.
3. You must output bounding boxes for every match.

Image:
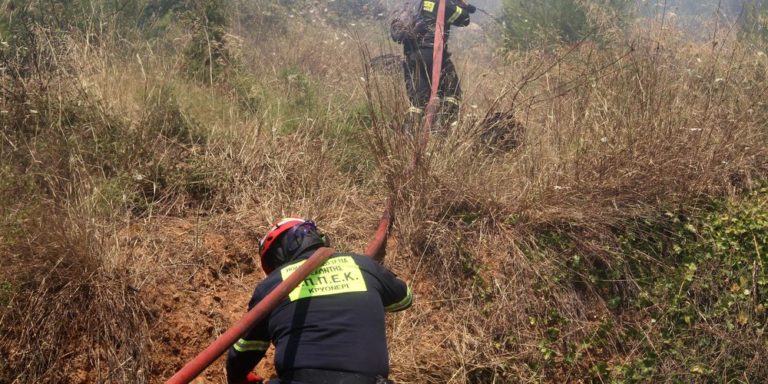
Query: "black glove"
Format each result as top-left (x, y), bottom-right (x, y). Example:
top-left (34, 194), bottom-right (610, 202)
top-left (463, 3), bottom-right (477, 14)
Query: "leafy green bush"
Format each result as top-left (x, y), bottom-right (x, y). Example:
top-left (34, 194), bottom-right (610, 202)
top-left (589, 188), bottom-right (768, 381)
top-left (522, 186), bottom-right (768, 382)
top-left (665, 192), bottom-right (765, 380)
top-left (227, 73), bottom-right (263, 114)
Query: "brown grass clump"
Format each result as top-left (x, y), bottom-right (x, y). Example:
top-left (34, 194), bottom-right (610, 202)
top-left (0, 22), bottom-right (240, 382)
top-left (0, 13), bottom-right (381, 382)
top-left (0, 202), bottom-right (152, 383)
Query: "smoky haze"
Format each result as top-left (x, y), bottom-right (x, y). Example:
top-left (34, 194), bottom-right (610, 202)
top-left (641, 0), bottom-right (747, 17)
top-left (495, 0), bottom-right (745, 15)
top-left (378, 0), bottom-right (749, 18)
top-left (379, 0), bottom-right (502, 12)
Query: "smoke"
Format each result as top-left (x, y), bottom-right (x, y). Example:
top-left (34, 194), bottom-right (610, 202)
top-left (639, 0), bottom-right (746, 19)
top-left (379, 0), bottom-right (503, 12)
top-left (469, 0), bottom-right (503, 12)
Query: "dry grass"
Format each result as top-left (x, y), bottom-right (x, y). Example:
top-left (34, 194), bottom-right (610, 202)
top-left (364, 15), bottom-right (767, 383)
top-left (1, 4), bottom-right (767, 383)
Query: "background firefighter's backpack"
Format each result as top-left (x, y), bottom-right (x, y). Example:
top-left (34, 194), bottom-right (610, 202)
top-left (390, 0), bottom-right (424, 43)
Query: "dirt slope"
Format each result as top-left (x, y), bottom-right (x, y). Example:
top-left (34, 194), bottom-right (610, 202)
top-left (126, 217), bottom-right (277, 382)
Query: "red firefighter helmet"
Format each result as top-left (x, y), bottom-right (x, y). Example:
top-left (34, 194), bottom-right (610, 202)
top-left (258, 217), bottom-right (311, 274)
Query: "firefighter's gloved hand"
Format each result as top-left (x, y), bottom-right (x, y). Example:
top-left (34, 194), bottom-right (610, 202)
top-left (245, 372), bottom-right (264, 384)
top-left (463, 3), bottom-right (477, 13)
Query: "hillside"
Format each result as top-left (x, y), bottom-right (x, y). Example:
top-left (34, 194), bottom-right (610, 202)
top-left (1, 1), bottom-right (767, 383)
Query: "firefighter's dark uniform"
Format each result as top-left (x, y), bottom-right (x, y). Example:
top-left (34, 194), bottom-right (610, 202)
top-left (226, 251), bottom-right (412, 384)
top-left (402, 0), bottom-right (471, 124)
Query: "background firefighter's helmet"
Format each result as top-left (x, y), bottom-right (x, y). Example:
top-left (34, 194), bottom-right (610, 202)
top-left (258, 218), bottom-right (328, 274)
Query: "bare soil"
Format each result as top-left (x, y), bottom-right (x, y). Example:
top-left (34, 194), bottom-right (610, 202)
top-left (129, 217), bottom-right (278, 382)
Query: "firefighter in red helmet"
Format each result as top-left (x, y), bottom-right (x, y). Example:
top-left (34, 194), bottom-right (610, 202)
top-left (226, 218), bottom-right (412, 384)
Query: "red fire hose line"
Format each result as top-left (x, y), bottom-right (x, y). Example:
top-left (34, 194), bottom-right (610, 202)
top-left (422, 0), bottom-right (448, 145)
top-left (366, 0), bottom-right (448, 261)
top-left (364, 195), bottom-right (395, 260)
top-left (166, 2), bottom-right (449, 382)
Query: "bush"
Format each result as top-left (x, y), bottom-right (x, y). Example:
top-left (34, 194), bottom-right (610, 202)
top-left (607, 188), bottom-right (768, 381)
top-left (0, 19), bottom-right (231, 380)
top-left (143, 86), bottom-right (207, 144)
top-left (501, 0), bottom-right (633, 50)
top-left (181, 0), bottom-right (232, 84)
top-left (740, 1), bottom-right (768, 43)
top-left (0, 281), bottom-right (12, 307)
top-left (0, 202), bottom-right (153, 383)
top-left (279, 65), bottom-right (317, 110)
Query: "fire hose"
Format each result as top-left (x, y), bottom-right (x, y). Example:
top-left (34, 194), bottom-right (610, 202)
top-left (165, 1), bottom-right (450, 382)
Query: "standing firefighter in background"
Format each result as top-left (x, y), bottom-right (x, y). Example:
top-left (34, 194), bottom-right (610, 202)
top-left (391, 0), bottom-right (476, 130)
top-left (226, 218), bottom-right (413, 384)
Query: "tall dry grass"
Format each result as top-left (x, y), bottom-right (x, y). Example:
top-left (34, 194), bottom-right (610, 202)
top-left (367, 16), bottom-right (768, 383)
top-left (0, 11), bottom-right (384, 382)
top-left (0, 3), bottom-right (766, 383)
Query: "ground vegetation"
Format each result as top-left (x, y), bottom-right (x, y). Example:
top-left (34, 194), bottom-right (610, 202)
top-left (1, 1), bottom-right (766, 383)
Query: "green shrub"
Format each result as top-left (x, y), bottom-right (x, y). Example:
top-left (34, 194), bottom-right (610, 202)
top-left (740, 1), bottom-right (768, 43)
top-left (181, 0), bottom-right (232, 84)
top-left (142, 86), bottom-right (206, 145)
top-left (279, 65), bottom-right (317, 110)
top-left (501, 0), bottom-right (633, 50)
top-left (0, 282), bottom-right (12, 307)
top-left (590, 188), bottom-right (768, 381)
top-left (329, 101), bottom-right (377, 181)
top-left (227, 73), bottom-right (263, 114)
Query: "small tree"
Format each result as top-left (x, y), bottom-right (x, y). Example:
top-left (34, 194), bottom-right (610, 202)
top-left (501, 0), bottom-right (633, 51)
top-left (182, 0), bottom-right (231, 85)
top-left (740, 0), bottom-right (768, 43)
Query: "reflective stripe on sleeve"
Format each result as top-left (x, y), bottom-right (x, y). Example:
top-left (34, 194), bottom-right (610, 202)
top-left (447, 7), bottom-right (464, 24)
top-left (233, 339), bottom-right (270, 353)
top-left (423, 1), bottom-right (435, 12)
top-left (385, 286), bottom-right (413, 312)
top-left (443, 96), bottom-right (460, 106)
top-left (408, 106), bottom-right (424, 114)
